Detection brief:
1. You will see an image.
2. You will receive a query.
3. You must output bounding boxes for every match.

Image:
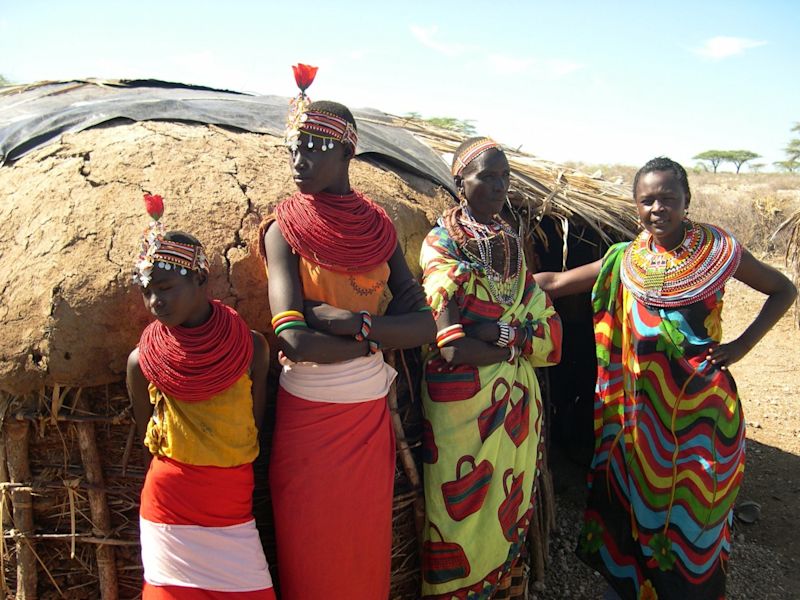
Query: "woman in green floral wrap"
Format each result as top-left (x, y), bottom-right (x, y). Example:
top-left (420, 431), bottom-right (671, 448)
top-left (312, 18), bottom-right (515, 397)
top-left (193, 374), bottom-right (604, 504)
top-left (419, 138), bottom-right (562, 599)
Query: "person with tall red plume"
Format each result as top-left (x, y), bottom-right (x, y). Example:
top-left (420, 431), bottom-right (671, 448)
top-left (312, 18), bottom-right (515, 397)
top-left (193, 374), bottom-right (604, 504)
top-left (257, 65), bottom-right (436, 599)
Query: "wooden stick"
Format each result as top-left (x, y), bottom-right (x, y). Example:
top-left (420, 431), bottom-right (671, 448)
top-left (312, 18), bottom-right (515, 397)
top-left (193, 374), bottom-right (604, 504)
top-left (385, 352), bottom-right (425, 541)
top-left (75, 394), bottom-right (119, 600)
top-left (11, 412), bottom-right (131, 424)
top-left (533, 491), bottom-right (547, 584)
top-left (0, 420), bottom-right (10, 528)
top-left (2, 532), bottom-right (139, 546)
top-left (120, 422), bottom-right (136, 477)
top-left (5, 419), bottom-right (37, 598)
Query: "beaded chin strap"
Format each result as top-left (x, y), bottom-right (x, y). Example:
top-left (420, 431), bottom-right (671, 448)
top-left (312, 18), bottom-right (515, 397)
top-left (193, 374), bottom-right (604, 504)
top-left (285, 63), bottom-right (358, 153)
top-left (132, 194), bottom-right (208, 287)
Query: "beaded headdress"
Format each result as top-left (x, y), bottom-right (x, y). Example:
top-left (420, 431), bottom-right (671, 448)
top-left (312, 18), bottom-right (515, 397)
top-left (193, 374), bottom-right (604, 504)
top-left (132, 193), bottom-right (208, 287)
top-left (452, 138), bottom-right (501, 177)
top-left (285, 63), bottom-right (358, 152)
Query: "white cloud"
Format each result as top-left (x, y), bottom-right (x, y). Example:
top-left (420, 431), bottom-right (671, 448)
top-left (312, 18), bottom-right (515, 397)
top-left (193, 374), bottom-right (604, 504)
top-left (486, 54), bottom-right (583, 77)
top-left (409, 25), bottom-right (468, 57)
top-left (544, 59), bottom-right (583, 77)
top-left (694, 36), bottom-right (767, 60)
top-left (486, 54), bottom-right (535, 75)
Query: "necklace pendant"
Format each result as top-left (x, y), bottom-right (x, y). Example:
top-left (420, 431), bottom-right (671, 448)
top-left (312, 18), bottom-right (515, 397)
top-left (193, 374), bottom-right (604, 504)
top-left (643, 256), bottom-right (666, 291)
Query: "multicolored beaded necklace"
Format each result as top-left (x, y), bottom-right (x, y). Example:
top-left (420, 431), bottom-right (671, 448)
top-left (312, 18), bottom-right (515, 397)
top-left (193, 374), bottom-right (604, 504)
top-left (621, 222), bottom-right (742, 307)
top-left (456, 205), bottom-right (523, 305)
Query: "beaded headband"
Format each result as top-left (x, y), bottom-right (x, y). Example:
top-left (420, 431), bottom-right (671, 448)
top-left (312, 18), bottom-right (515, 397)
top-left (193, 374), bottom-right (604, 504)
top-left (452, 138), bottom-right (501, 177)
top-left (132, 193), bottom-right (208, 288)
top-left (285, 63), bottom-right (358, 152)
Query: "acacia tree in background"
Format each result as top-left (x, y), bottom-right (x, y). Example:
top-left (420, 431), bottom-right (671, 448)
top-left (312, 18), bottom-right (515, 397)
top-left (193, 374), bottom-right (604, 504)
top-left (404, 112), bottom-right (477, 136)
top-left (693, 150), bottom-right (726, 173)
top-left (773, 122), bottom-right (800, 172)
top-left (726, 150), bottom-right (761, 173)
top-left (774, 160), bottom-right (800, 173)
top-left (693, 149), bottom-right (760, 173)
top-left (785, 123), bottom-right (800, 161)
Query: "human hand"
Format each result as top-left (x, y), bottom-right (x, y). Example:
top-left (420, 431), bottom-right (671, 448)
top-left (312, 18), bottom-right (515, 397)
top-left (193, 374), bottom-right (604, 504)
top-left (705, 339), bottom-right (750, 371)
top-left (464, 322), bottom-right (501, 343)
top-left (304, 301), bottom-right (360, 336)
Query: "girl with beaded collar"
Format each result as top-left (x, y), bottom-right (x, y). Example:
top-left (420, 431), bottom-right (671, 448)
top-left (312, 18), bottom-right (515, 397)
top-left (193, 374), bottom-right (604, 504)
top-left (419, 138), bottom-right (563, 598)
top-left (257, 65), bottom-right (436, 600)
top-left (127, 194), bottom-right (275, 599)
top-left (535, 157), bottom-right (796, 600)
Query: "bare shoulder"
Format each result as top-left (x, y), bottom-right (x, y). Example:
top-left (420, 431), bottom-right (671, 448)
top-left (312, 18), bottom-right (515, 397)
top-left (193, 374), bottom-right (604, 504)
top-left (251, 330), bottom-right (269, 355)
top-left (127, 347), bottom-right (141, 374)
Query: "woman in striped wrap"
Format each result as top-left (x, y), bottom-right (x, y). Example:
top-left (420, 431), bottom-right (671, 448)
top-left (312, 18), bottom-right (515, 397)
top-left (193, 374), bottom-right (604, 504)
top-left (536, 157), bottom-right (796, 599)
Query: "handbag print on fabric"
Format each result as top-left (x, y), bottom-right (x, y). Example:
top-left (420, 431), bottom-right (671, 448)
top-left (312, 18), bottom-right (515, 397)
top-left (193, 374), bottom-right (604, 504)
top-left (498, 469), bottom-right (525, 542)
top-left (441, 455), bottom-right (494, 521)
top-left (504, 382), bottom-right (530, 447)
top-left (478, 378), bottom-right (511, 442)
top-left (422, 419), bottom-right (438, 464)
top-left (425, 358), bottom-right (482, 402)
top-left (423, 522), bottom-right (471, 584)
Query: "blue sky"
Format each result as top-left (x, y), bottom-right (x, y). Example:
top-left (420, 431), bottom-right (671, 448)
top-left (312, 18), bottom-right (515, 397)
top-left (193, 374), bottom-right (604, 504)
top-left (1, 0), bottom-right (798, 170)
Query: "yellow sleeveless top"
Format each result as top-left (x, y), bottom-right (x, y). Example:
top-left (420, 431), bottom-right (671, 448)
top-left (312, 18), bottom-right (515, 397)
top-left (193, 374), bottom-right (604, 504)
top-left (144, 373), bottom-right (259, 467)
top-left (297, 257), bottom-right (390, 314)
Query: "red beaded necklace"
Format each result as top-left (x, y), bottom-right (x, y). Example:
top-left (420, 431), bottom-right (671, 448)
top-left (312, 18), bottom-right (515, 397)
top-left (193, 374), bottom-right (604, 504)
top-left (138, 300), bottom-right (253, 402)
top-left (275, 190), bottom-right (397, 273)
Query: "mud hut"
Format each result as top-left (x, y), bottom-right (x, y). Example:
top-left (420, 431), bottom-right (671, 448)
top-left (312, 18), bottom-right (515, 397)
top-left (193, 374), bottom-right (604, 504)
top-left (0, 79), bottom-right (636, 598)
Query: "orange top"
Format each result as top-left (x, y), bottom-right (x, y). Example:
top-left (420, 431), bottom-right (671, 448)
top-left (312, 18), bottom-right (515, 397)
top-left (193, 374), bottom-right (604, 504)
top-left (298, 257), bottom-right (390, 315)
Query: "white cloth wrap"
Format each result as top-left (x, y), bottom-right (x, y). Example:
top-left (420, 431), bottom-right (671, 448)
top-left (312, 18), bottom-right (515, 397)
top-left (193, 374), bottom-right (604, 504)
top-left (279, 351), bottom-right (397, 403)
top-left (140, 517), bottom-right (273, 592)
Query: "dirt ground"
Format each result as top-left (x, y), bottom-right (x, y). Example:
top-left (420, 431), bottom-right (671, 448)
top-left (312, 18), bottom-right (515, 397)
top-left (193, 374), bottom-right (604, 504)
top-left (536, 261), bottom-right (800, 599)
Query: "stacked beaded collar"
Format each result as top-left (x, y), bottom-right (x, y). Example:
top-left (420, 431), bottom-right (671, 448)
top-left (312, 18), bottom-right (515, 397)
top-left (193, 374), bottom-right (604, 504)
top-left (442, 204), bottom-right (523, 305)
top-left (132, 194), bottom-right (209, 287)
top-left (274, 190), bottom-right (397, 274)
top-left (621, 222), bottom-right (742, 308)
top-left (138, 299), bottom-right (253, 401)
top-left (285, 63), bottom-right (358, 152)
top-left (452, 138), bottom-right (501, 177)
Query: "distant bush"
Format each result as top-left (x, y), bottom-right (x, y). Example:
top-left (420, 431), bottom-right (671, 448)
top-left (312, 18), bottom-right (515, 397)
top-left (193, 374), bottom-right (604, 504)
top-left (688, 172), bottom-right (800, 255)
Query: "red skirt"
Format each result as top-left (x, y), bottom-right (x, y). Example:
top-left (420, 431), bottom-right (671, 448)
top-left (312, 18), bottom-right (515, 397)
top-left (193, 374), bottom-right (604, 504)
top-left (269, 386), bottom-right (395, 600)
top-left (140, 457), bottom-right (275, 599)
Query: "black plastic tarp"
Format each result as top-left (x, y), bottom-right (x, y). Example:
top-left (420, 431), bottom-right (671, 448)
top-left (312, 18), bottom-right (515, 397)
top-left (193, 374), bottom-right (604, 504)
top-left (0, 79), bottom-right (455, 194)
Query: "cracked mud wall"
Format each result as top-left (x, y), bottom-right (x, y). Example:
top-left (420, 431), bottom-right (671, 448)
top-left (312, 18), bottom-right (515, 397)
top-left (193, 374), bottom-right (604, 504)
top-left (0, 121), bottom-right (451, 394)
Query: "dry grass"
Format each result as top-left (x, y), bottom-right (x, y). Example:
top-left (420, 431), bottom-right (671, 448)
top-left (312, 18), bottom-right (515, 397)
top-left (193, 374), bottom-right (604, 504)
top-left (689, 172), bottom-right (800, 255)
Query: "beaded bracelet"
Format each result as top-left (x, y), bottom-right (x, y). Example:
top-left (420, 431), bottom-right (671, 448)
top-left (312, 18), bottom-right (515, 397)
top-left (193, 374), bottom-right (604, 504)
top-left (354, 310), bottom-right (373, 342)
top-left (368, 340), bottom-right (380, 355)
top-left (495, 322), bottom-right (512, 347)
top-left (436, 324), bottom-right (465, 348)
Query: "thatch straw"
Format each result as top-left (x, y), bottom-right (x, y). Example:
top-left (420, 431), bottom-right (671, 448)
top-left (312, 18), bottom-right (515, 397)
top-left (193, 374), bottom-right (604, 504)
top-left (373, 115), bottom-right (639, 248)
